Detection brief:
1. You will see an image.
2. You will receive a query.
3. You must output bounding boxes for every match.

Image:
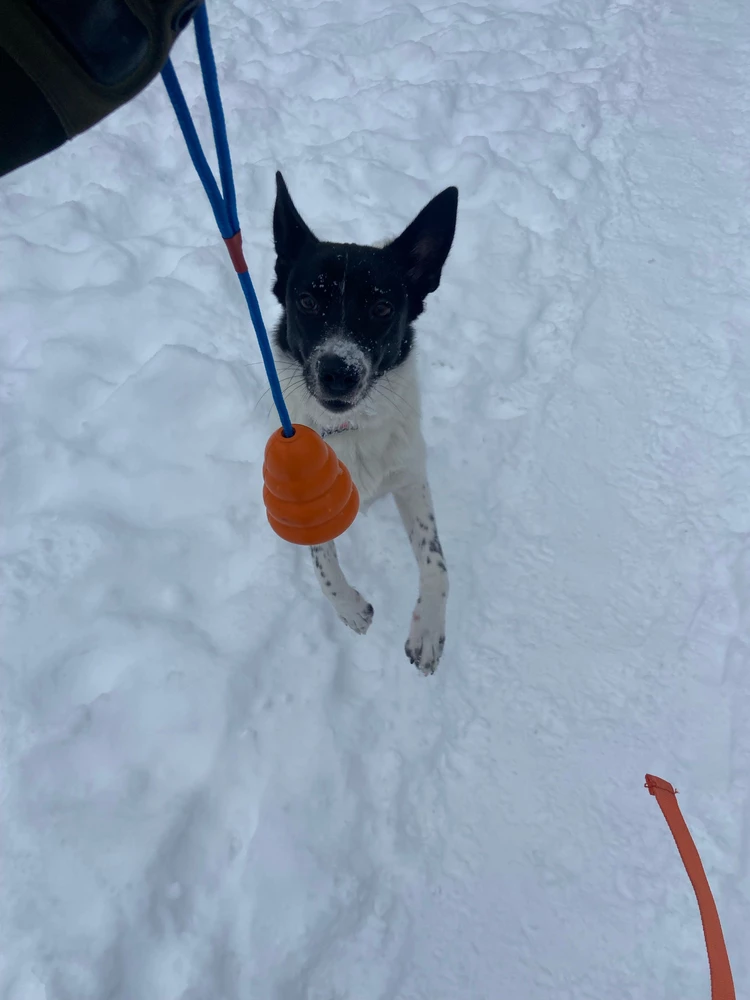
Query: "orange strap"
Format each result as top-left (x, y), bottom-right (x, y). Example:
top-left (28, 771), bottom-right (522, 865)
top-left (645, 774), bottom-right (735, 1000)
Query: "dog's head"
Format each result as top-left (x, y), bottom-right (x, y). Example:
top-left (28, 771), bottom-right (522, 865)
top-left (272, 172), bottom-right (458, 416)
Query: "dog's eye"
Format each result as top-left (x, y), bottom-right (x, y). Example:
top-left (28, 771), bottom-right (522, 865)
top-left (371, 300), bottom-right (393, 319)
top-left (297, 293), bottom-right (318, 314)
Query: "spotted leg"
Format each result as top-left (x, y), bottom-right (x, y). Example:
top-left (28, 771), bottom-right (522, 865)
top-left (393, 480), bottom-right (448, 675)
top-left (310, 542), bottom-right (374, 635)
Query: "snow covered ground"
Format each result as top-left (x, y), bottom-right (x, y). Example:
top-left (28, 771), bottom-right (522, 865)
top-left (2, 0), bottom-right (750, 995)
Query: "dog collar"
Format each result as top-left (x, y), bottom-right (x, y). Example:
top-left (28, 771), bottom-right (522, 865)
top-left (320, 420), bottom-right (357, 438)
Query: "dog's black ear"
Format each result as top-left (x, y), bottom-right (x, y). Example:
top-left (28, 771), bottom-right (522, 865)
top-left (273, 173), bottom-right (318, 264)
top-left (389, 186), bottom-right (458, 305)
top-left (272, 172), bottom-right (319, 303)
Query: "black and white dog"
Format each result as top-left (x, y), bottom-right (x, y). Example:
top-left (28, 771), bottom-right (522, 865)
top-left (271, 172), bottom-right (458, 675)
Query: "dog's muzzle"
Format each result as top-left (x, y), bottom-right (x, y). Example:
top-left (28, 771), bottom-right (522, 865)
top-left (311, 341), bottom-right (370, 411)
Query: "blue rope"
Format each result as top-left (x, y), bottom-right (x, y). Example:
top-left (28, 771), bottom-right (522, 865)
top-left (161, 5), bottom-right (294, 436)
top-left (160, 59), bottom-right (231, 238)
top-left (192, 7), bottom-right (239, 235)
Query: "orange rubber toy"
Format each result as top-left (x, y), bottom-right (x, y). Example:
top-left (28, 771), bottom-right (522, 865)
top-left (263, 424), bottom-right (359, 545)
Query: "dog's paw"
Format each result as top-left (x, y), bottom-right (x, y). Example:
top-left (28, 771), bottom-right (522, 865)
top-left (336, 590), bottom-right (374, 635)
top-left (405, 600), bottom-right (446, 675)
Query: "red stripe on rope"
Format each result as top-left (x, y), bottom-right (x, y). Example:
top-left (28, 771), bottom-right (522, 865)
top-left (224, 231), bottom-right (248, 273)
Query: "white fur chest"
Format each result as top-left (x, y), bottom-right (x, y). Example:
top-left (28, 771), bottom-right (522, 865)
top-left (272, 351), bottom-right (426, 510)
top-left (321, 422), bottom-right (419, 510)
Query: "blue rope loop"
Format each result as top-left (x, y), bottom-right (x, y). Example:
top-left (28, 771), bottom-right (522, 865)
top-left (192, 7), bottom-right (239, 235)
top-left (161, 5), bottom-right (294, 436)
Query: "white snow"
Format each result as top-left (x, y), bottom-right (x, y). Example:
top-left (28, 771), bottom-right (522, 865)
top-left (2, 0), bottom-right (750, 996)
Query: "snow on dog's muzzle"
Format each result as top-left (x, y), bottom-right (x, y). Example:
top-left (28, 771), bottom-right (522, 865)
top-left (311, 339), bottom-right (370, 410)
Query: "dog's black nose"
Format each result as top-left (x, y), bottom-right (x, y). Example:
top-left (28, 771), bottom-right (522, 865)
top-left (318, 355), bottom-right (361, 398)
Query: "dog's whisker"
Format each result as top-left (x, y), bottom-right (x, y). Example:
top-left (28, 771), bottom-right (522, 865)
top-left (374, 378), bottom-right (412, 415)
top-left (266, 381), bottom-right (311, 422)
top-left (254, 371), bottom-right (306, 410)
top-left (371, 384), bottom-right (408, 422)
top-left (379, 375), bottom-right (418, 415)
top-left (282, 377), bottom-right (309, 397)
top-left (254, 387), bottom-right (272, 413)
top-left (263, 377), bottom-right (308, 421)
top-left (233, 359), bottom-right (297, 375)
top-left (376, 384), bottom-right (410, 413)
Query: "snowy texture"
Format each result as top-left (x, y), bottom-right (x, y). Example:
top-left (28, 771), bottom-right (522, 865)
top-left (2, 0), bottom-right (750, 996)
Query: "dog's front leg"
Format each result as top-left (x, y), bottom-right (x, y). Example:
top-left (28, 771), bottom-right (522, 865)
top-left (393, 481), bottom-right (448, 675)
top-left (310, 542), bottom-right (374, 635)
